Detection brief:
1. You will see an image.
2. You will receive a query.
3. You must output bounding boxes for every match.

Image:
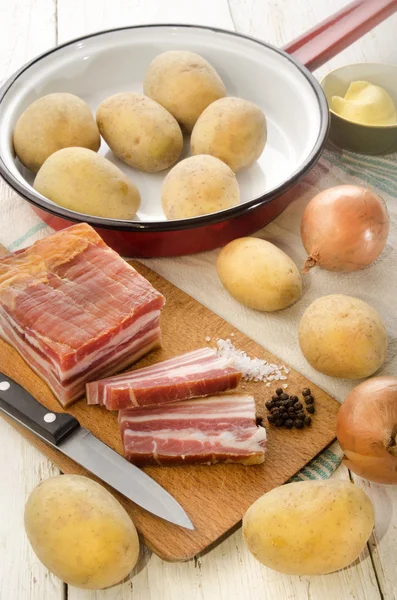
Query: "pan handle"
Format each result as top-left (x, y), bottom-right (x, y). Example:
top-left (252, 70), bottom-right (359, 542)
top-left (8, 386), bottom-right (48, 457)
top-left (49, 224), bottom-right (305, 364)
top-left (283, 0), bottom-right (397, 71)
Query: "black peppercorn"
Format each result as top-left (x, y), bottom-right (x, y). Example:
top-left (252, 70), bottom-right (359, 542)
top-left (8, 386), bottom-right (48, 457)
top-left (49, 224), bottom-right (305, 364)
top-left (266, 386), bottom-right (316, 429)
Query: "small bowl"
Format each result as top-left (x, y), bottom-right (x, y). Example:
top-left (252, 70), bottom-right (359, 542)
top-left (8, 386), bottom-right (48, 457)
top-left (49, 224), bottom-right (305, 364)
top-left (321, 63), bottom-right (397, 155)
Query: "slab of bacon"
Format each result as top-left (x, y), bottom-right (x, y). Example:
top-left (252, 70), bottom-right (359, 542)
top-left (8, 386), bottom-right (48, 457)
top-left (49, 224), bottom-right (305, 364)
top-left (0, 224), bottom-right (165, 407)
top-left (119, 393), bottom-right (266, 466)
top-left (86, 347), bottom-right (242, 410)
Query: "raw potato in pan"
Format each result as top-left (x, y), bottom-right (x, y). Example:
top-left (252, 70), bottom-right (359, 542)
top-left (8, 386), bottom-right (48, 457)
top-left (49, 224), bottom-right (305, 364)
top-left (34, 147), bottom-right (141, 219)
top-left (191, 97), bottom-right (267, 172)
top-left (144, 50), bottom-right (227, 132)
top-left (13, 93), bottom-right (100, 172)
top-left (161, 155), bottom-right (240, 219)
top-left (96, 92), bottom-right (183, 172)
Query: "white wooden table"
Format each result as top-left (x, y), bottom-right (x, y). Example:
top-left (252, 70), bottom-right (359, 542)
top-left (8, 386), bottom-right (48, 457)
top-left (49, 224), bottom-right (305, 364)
top-left (1, 1), bottom-right (397, 598)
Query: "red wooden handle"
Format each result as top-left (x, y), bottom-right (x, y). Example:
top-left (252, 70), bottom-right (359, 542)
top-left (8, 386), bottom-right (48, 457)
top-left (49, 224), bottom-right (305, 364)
top-left (283, 0), bottom-right (397, 71)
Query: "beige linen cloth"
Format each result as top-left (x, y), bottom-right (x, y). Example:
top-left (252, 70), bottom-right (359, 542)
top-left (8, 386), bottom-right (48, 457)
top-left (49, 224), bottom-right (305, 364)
top-left (2, 144), bottom-right (396, 478)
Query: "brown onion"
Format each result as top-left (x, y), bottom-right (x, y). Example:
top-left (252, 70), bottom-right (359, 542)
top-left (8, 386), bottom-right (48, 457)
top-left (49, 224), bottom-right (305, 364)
top-left (301, 185), bottom-right (389, 273)
top-left (336, 377), bottom-right (397, 484)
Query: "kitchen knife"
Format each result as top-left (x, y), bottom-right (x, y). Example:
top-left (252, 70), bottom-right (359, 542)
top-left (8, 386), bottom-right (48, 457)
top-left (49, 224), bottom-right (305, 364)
top-left (0, 372), bottom-right (194, 530)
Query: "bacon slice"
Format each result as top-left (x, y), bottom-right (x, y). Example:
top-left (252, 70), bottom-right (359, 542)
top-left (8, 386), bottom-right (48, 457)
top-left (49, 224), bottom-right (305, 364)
top-left (86, 347), bottom-right (242, 410)
top-left (0, 224), bottom-right (165, 406)
top-left (119, 394), bottom-right (266, 466)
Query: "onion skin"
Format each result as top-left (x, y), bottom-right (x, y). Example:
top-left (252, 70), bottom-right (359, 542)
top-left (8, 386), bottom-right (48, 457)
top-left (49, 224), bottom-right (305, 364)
top-left (301, 185), bottom-right (389, 273)
top-left (336, 377), bottom-right (397, 484)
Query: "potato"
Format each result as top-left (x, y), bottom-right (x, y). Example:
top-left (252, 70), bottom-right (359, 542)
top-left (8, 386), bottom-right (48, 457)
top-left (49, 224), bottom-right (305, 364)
top-left (299, 294), bottom-right (387, 378)
top-left (13, 93), bottom-right (100, 172)
top-left (96, 92), bottom-right (183, 172)
top-left (217, 237), bottom-right (302, 311)
top-left (161, 154), bottom-right (239, 219)
top-left (191, 97), bottom-right (267, 172)
top-left (34, 147), bottom-right (140, 219)
top-left (242, 480), bottom-right (374, 575)
top-left (24, 475), bottom-right (139, 589)
top-left (144, 50), bottom-right (226, 132)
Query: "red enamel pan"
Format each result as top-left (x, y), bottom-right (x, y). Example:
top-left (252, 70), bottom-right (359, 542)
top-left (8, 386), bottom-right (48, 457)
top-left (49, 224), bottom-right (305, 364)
top-left (0, 0), bottom-right (396, 257)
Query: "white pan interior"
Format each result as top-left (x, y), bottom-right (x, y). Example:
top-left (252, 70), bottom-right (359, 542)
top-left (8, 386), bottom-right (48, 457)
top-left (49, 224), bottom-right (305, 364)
top-left (0, 25), bottom-right (325, 223)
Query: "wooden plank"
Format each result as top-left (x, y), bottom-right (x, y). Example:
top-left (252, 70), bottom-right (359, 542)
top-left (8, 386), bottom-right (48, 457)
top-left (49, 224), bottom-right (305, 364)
top-left (0, 3), bottom-right (64, 600)
top-left (0, 0), bottom-right (56, 252)
top-left (57, 0), bottom-right (235, 43)
top-left (0, 0), bottom-right (56, 82)
top-left (0, 259), bottom-right (340, 562)
top-left (351, 473), bottom-right (397, 600)
top-left (228, 0), bottom-right (397, 80)
top-left (0, 418), bottom-right (64, 600)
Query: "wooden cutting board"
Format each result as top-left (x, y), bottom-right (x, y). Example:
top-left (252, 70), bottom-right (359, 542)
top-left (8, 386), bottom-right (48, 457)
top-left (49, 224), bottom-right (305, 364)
top-left (0, 260), bottom-right (340, 561)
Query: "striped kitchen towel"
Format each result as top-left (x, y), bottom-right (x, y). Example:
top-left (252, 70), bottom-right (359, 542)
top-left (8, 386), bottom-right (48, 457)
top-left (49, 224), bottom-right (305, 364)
top-left (289, 441), bottom-right (343, 482)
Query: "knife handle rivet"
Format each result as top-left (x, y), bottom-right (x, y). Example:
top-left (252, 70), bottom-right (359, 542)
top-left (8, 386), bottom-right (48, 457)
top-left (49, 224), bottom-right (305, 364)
top-left (0, 381), bottom-right (10, 391)
top-left (44, 413), bottom-right (56, 423)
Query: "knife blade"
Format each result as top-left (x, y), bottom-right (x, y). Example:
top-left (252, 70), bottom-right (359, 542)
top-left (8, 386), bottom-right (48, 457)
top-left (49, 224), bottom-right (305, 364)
top-left (0, 372), bottom-right (194, 530)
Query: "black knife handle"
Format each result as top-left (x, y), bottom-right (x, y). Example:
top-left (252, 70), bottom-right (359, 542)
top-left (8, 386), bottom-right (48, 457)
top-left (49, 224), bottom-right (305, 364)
top-left (0, 372), bottom-right (80, 446)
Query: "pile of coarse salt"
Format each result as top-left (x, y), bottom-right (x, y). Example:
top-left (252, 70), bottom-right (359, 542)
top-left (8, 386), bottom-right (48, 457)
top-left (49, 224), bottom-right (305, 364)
top-left (216, 338), bottom-right (289, 384)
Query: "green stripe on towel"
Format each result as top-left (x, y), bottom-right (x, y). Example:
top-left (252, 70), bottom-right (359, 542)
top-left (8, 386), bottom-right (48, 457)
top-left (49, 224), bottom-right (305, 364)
top-left (288, 442), bottom-right (343, 484)
top-left (323, 148), bottom-right (397, 196)
top-left (8, 222), bottom-right (49, 251)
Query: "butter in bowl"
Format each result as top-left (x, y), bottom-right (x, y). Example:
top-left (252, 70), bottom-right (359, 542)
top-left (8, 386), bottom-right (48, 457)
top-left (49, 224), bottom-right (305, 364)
top-left (321, 63), bottom-right (397, 154)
